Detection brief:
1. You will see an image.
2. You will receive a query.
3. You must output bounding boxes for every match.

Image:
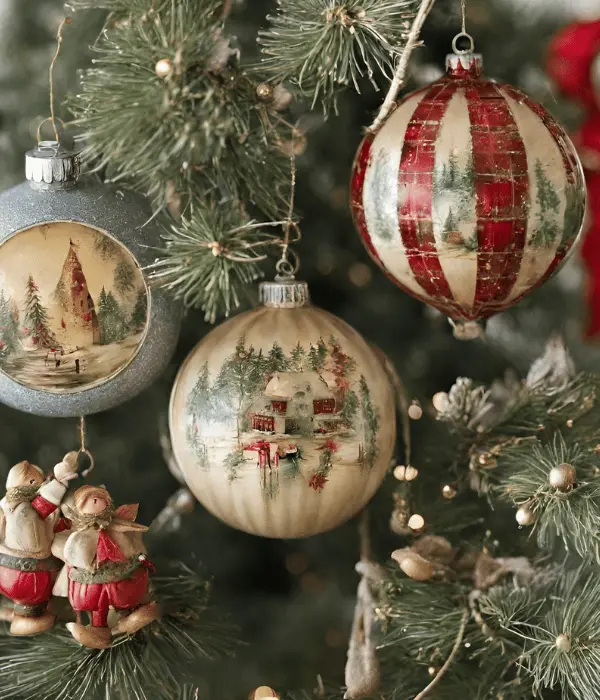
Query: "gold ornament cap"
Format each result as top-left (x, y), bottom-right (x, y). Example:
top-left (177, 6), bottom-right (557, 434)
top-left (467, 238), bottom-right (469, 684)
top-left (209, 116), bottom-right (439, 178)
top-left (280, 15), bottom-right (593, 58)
top-left (26, 140), bottom-right (80, 190)
top-left (259, 279), bottom-right (310, 309)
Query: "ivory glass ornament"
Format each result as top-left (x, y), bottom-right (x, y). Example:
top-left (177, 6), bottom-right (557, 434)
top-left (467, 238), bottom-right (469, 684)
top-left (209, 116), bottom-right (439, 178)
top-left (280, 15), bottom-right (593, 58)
top-left (0, 141), bottom-right (180, 416)
top-left (169, 279), bottom-right (396, 538)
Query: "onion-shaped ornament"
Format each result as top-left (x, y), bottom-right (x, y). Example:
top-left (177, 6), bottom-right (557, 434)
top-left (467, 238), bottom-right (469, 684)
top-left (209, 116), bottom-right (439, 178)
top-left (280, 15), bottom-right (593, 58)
top-left (0, 141), bottom-right (181, 416)
top-left (169, 279), bottom-right (396, 538)
top-left (351, 36), bottom-right (586, 338)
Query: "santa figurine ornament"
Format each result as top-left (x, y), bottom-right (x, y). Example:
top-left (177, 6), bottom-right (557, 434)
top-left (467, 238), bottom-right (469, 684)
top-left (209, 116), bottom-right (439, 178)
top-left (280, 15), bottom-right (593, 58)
top-left (52, 485), bottom-right (160, 649)
top-left (0, 453), bottom-right (78, 635)
top-left (547, 20), bottom-right (600, 336)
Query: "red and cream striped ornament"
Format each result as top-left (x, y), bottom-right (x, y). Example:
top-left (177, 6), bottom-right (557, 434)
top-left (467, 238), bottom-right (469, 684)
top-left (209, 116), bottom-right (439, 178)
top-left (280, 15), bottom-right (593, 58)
top-left (351, 41), bottom-right (587, 338)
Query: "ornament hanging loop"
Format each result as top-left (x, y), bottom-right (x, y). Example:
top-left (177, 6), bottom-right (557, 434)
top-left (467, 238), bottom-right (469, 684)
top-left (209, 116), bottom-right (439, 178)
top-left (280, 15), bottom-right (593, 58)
top-left (36, 117), bottom-right (67, 146)
top-left (77, 416), bottom-right (95, 478)
top-left (452, 31), bottom-right (475, 55)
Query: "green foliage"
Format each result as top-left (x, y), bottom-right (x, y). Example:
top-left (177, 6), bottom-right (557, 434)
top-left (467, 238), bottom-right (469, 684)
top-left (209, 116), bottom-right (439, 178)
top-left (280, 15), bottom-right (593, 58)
top-left (24, 274), bottom-right (56, 348)
top-left (130, 287), bottom-right (148, 331)
top-left (258, 0), bottom-right (417, 113)
top-left (476, 570), bottom-right (600, 700)
top-left (147, 207), bottom-right (269, 323)
top-left (0, 291), bottom-right (20, 361)
top-left (531, 160), bottom-right (561, 247)
top-left (359, 375), bottom-right (379, 467)
top-left (0, 567), bottom-right (238, 700)
top-left (495, 434), bottom-right (600, 561)
top-left (71, 0), bottom-right (290, 219)
top-left (309, 339), bottom-right (328, 372)
top-left (114, 259), bottom-right (137, 297)
top-left (267, 342), bottom-right (290, 373)
top-left (98, 286), bottom-right (128, 344)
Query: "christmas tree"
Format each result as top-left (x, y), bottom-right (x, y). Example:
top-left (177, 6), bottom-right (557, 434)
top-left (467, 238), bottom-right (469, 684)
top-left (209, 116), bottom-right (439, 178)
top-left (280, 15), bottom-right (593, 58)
top-left (129, 288), bottom-right (148, 332)
top-left (23, 274), bottom-right (55, 348)
top-left (98, 287), bottom-right (127, 345)
top-left (114, 259), bottom-right (137, 297)
top-left (0, 291), bottom-right (20, 361)
top-left (1, 1), bottom-right (599, 699)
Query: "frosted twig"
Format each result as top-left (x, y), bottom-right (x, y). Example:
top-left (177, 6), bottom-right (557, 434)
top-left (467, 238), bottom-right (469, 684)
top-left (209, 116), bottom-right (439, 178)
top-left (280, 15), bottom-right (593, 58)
top-left (368, 0), bottom-right (437, 133)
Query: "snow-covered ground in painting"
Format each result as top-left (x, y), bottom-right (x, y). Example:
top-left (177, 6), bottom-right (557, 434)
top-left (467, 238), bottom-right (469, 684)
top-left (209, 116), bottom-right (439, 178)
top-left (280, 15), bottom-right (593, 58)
top-left (186, 424), bottom-right (383, 538)
top-left (0, 333), bottom-right (144, 392)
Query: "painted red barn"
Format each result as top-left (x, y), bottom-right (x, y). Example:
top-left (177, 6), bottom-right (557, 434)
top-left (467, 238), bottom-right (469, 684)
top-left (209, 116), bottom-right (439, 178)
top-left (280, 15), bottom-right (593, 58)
top-left (249, 371), bottom-right (342, 435)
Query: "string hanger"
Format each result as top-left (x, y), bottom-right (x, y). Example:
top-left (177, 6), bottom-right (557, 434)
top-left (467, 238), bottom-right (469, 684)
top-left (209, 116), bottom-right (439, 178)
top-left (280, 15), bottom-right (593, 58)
top-left (78, 416), bottom-right (95, 478)
top-left (275, 148), bottom-right (302, 281)
top-left (452, 0), bottom-right (475, 56)
top-left (42, 16), bottom-right (71, 143)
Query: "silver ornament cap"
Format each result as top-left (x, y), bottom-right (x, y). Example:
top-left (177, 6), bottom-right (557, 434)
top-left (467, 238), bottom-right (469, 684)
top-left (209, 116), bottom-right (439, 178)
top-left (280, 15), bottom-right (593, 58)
top-left (25, 140), bottom-right (81, 190)
top-left (259, 279), bottom-right (310, 309)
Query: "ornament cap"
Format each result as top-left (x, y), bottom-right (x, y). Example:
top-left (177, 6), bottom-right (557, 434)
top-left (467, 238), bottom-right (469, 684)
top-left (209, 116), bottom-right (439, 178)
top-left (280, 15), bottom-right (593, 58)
top-left (259, 279), bottom-right (310, 309)
top-left (25, 141), bottom-right (81, 190)
top-left (446, 53), bottom-right (483, 78)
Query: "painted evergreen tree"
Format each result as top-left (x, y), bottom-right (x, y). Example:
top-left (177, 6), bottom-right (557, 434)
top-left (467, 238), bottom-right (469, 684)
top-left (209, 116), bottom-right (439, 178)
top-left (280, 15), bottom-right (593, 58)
top-left (53, 278), bottom-right (69, 310)
top-left (309, 338), bottom-right (328, 372)
top-left (94, 233), bottom-right (119, 260)
top-left (532, 159), bottom-right (561, 246)
top-left (24, 274), bottom-right (55, 348)
top-left (0, 290), bottom-right (20, 361)
top-left (266, 342), bottom-right (289, 374)
top-left (215, 336), bottom-right (264, 443)
top-left (98, 286), bottom-right (127, 344)
top-left (289, 342), bottom-right (308, 372)
top-left (114, 259), bottom-right (137, 297)
top-left (129, 288), bottom-right (148, 332)
top-left (359, 375), bottom-right (380, 468)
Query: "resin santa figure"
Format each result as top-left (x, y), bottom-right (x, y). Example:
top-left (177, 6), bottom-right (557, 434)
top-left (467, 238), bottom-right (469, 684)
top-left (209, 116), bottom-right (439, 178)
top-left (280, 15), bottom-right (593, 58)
top-left (52, 485), bottom-right (160, 649)
top-left (0, 453), bottom-right (78, 635)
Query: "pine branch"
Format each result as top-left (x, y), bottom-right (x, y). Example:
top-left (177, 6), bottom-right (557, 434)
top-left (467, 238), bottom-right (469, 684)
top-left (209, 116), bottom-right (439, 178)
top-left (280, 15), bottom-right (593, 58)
top-left (147, 206), bottom-right (290, 321)
top-left (258, 0), bottom-right (418, 114)
top-left (495, 433), bottom-right (600, 562)
top-left (478, 570), bottom-right (600, 700)
top-left (0, 566), bottom-right (238, 700)
top-left (70, 0), bottom-right (291, 218)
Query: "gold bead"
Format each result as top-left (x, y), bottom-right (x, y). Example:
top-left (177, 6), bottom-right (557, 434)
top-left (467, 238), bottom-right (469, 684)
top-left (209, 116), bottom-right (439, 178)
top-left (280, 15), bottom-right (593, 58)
top-left (428, 666), bottom-right (439, 677)
top-left (516, 505), bottom-right (536, 526)
top-left (250, 686), bottom-right (280, 699)
top-left (408, 513), bottom-right (425, 533)
top-left (566, 419), bottom-right (574, 428)
top-left (549, 463), bottom-right (576, 491)
top-left (154, 57), bottom-right (173, 78)
top-left (432, 391), bottom-right (449, 412)
top-left (256, 82), bottom-right (275, 102)
top-left (408, 401), bottom-right (423, 420)
top-left (555, 634), bottom-right (571, 653)
top-left (442, 484), bottom-right (457, 500)
top-left (394, 465), bottom-right (419, 482)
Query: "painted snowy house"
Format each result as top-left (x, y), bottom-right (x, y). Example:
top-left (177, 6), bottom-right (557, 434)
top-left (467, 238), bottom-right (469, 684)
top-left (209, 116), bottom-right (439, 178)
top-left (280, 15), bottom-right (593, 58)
top-left (249, 371), bottom-right (341, 435)
top-left (54, 240), bottom-right (100, 346)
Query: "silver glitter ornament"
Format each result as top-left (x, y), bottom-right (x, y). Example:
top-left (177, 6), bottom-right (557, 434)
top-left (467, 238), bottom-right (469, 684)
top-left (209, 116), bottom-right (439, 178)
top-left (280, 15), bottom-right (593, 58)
top-left (0, 141), bottom-right (181, 417)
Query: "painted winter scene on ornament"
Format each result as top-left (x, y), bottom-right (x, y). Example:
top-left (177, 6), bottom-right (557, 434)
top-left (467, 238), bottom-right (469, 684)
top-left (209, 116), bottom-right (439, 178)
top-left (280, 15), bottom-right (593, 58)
top-left (170, 304), bottom-right (395, 538)
top-left (0, 221), bottom-right (148, 393)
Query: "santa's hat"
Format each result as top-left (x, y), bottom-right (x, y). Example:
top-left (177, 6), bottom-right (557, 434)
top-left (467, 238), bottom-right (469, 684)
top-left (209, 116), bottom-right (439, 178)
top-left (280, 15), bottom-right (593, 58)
top-left (73, 485), bottom-right (112, 512)
top-left (6, 461), bottom-right (44, 489)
